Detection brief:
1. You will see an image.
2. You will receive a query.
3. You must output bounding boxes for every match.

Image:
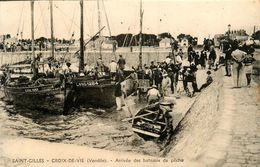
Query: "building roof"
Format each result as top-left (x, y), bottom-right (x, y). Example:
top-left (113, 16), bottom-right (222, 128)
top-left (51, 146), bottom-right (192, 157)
top-left (159, 37), bottom-right (172, 43)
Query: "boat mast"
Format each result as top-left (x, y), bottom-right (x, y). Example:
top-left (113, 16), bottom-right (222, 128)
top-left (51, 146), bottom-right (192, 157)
top-left (31, 0), bottom-right (36, 77)
top-left (139, 0), bottom-right (143, 69)
top-left (79, 0), bottom-right (84, 73)
top-left (97, 0), bottom-right (102, 59)
top-left (50, 0), bottom-right (55, 59)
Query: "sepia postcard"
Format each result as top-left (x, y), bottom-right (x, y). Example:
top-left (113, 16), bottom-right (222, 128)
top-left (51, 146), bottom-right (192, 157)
top-left (0, 0), bottom-right (259, 166)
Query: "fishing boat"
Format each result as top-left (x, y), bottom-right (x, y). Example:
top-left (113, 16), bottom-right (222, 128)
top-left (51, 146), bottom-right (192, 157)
top-left (4, 78), bottom-right (69, 113)
top-left (71, 0), bottom-right (136, 108)
top-left (132, 102), bottom-right (173, 138)
top-left (2, 0), bottom-right (72, 114)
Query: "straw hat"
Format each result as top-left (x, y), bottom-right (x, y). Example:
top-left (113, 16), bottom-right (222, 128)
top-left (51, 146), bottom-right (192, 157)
top-left (163, 73), bottom-right (168, 77)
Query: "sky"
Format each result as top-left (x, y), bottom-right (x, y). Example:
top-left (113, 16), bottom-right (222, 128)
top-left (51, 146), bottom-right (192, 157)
top-left (0, 0), bottom-right (260, 43)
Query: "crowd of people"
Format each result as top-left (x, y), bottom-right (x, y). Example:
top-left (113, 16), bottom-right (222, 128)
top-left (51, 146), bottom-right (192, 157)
top-left (112, 46), bottom-right (217, 110)
top-left (222, 40), bottom-right (256, 88)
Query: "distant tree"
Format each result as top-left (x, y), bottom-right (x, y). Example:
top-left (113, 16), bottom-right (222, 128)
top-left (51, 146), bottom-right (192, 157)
top-left (177, 33), bottom-right (186, 42)
top-left (115, 34), bottom-right (133, 47)
top-left (252, 30), bottom-right (260, 40)
top-left (158, 32), bottom-right (173, 40)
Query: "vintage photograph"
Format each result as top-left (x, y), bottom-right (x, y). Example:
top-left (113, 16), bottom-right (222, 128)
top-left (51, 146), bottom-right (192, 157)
top-left (0, 0), bottom-right (259, 166)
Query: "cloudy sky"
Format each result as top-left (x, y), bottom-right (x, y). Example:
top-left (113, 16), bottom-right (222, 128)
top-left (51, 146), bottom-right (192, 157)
top-left (0, 0), bottom-right (259, 42)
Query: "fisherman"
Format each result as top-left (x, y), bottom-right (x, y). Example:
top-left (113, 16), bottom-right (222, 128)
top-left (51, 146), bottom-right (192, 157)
top-left (109, 59), bottom-right (117, 80)
top-left (129, 67), bottom-right (139, 93)
top-left (117, 55), bottom-right (126, 70)
top-left (147, 85), bottom-right (161, 104)
top-left (161, 73), bottom-right (171, 97)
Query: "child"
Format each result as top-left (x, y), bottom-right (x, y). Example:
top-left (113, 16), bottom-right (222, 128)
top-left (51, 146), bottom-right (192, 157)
top-left (199, 71), bottom-right (213, 91)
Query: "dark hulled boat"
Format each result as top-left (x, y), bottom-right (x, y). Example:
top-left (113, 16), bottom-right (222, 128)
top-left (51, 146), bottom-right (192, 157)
top-left (72, 77), bottom-right (116, 107)
top-left (4, 78), bottom-right (69, 114)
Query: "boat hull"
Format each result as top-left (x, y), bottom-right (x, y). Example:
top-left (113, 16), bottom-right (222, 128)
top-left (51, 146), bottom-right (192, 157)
top-left (72, 78), bottom-right (116, 107)
top-left (4, 84), bottom-right (68, 114)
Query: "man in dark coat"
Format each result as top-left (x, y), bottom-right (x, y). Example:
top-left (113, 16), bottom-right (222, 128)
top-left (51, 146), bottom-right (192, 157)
top-left (117, 55), bottom-right (126, 70)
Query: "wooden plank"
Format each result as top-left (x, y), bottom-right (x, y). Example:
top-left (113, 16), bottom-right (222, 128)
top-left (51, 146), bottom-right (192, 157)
top-left (139, 117), bottom-right (166, 126)
top-left (132, 128), bottom-right (160, 138)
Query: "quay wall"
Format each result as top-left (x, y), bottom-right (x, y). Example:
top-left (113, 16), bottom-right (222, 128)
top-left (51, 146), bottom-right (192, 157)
top-left (0, 50), bottom-right (173, 68)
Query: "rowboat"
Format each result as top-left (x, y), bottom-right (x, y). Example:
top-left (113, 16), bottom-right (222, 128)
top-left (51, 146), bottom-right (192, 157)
top-left (132, 102), bottom-right (173, 138)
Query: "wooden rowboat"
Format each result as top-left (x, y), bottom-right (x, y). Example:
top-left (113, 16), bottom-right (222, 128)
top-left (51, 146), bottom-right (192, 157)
top-left (132, 102), bottom-right (173, 138)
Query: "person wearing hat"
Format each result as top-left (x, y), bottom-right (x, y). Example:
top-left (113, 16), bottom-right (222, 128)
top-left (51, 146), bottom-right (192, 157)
top-left (117, 54), bottom-right (126, 70)
top-left (161, 73), bottom-right (171, 97)
top-left (147, 85), bottom-right (161, 104)
top-left (109, 59), bottom-right (117, 80)
top-left (199, 70), bottom-right (213, 91)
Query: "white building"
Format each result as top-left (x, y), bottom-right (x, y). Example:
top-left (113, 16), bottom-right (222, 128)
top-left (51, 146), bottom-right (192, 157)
top-left (159, 37), bottom-right (172, 48)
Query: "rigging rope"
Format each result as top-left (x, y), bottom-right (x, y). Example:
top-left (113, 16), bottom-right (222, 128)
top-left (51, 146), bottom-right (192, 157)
top-left (101, 0), bottom-right (111, 37)
top-left (16, 2), bottom-right (25, 37)
top-left (38, 2), bottom-right (48, 37)
top-left (68, 3), bottom-right (77, 40)
top-left (34, 2), bottom-right (47, 36)
top-left (55, 5), bottom-right (70, 37)
top-left (54, 4), bottom-right (79, 30)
